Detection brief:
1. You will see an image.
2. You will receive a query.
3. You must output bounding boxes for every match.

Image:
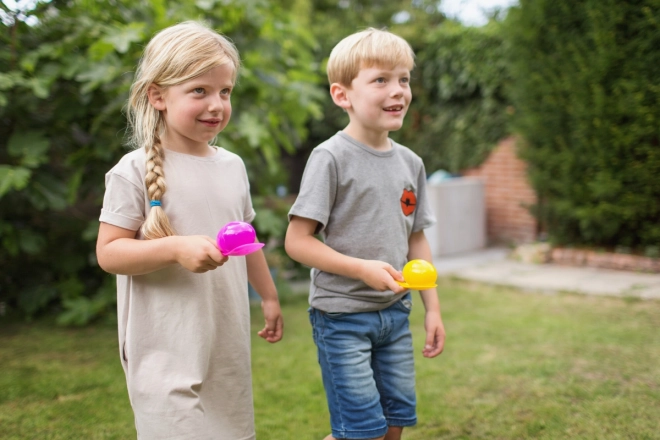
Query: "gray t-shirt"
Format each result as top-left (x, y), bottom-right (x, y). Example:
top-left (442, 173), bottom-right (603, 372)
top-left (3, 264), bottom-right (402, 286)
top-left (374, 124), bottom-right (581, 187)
top-left (289, 131), bottom-right (436, 313)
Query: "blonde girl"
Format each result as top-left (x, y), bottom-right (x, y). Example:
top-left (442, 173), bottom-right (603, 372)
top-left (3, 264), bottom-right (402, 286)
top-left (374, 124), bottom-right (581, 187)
top-left (96, 21), bottom-right (283, 439)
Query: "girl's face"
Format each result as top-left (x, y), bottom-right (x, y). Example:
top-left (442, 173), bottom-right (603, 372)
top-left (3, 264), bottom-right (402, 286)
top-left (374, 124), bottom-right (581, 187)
top-left (149, 64), bottom-right (234, 155)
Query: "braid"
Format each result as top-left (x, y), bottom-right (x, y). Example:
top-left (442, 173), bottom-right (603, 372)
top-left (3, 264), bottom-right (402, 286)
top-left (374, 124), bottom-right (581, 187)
top-left (145, 135), bottom-right (166, 201)
top-left (141, 135), bottom-right (176, 240)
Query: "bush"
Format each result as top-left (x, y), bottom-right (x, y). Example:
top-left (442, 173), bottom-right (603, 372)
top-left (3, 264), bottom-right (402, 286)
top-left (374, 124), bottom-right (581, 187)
top-left (398, 20), bottom-right (512, 174)
top-left (504, 0), bottom-right (660, 248)
top-left (0, 0), bottom-right (323, 323)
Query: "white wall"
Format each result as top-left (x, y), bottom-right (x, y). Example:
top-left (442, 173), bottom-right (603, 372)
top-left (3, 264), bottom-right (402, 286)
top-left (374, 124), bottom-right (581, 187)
top-left (425, 177), bottom-right (486, 257)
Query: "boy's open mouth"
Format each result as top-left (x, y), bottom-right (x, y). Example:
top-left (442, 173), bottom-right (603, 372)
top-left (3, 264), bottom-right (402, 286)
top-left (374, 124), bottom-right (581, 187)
top-left (383, 105), bottom-right (403, 112)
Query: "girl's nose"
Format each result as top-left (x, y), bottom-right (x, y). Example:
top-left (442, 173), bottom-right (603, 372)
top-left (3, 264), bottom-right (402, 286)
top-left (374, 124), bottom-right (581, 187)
top-left (208, 95), bottom-right (224, 113)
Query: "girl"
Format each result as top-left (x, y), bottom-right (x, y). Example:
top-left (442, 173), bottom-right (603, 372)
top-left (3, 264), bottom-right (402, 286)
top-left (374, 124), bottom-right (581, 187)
top-left (96, 21), bottom-right (283, 439)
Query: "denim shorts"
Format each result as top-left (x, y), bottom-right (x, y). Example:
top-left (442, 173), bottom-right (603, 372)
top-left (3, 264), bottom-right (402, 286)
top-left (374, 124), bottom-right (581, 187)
top-left (309, 294), bottom-right (417, 440)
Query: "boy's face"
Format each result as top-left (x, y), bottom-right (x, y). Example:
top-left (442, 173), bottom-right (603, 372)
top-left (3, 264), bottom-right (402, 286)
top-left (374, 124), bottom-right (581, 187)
top-left (341, 64), bottom-right (412, 135)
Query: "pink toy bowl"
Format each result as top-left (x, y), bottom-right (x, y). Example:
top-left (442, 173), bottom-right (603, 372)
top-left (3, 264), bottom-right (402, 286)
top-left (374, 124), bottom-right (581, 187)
top-left (217, 221), bottom-right (264, 256)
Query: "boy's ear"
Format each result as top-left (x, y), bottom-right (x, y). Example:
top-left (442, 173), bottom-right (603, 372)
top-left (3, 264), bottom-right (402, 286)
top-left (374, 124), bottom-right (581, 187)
top-left (330, 83), bottom-right (351, 110)
top-left (147, 84), bottom-right (166, 111)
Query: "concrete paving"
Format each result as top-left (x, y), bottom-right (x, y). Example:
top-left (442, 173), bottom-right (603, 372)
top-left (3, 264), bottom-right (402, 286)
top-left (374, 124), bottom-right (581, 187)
top-left (433, 248), bottom-right (660, 300)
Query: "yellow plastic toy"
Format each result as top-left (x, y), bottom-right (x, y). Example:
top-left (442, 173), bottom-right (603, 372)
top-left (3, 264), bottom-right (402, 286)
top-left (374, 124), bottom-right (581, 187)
top-left (396, 259), bottom-right (438, 290)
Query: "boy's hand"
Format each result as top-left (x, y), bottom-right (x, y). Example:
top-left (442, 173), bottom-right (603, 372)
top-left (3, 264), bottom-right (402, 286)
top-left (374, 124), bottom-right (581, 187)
top-left (174, 236), bottom-right (228, 273)
top-left (422, 310), bottom-right (445, 358)
top-left (358, 260), bottom-right (407, 294)
top-left (257, 298), bottom-right (283, 343)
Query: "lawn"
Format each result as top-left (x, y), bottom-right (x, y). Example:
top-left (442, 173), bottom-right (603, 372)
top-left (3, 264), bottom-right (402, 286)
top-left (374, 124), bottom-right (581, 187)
top-left (1, 278), bottom-right (659, 439)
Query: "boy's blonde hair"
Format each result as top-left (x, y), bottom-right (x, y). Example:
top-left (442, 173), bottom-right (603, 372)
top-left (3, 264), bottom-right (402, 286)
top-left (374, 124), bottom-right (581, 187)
top-left (126, 21), bottom-right (240, 240)
top-left (326, 28), bottom-right (415, 86)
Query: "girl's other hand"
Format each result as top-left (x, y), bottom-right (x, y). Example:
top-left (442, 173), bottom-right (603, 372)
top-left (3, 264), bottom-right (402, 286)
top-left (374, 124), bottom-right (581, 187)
top-left (257, 298), bottom-right (283, 343)
top-left (174, 235), bottom-right (228, 273)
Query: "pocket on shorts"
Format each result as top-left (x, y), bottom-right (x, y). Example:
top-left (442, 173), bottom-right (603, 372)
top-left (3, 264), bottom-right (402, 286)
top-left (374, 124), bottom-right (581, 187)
top-left (394, 295), bottom-right (413, 313)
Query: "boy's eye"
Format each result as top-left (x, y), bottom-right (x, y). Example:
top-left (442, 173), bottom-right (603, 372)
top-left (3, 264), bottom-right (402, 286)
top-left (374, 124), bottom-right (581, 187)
top-left (220, 88), bottom-right (231, 95)
top-left (400, 77), bottom-right (410, 84)
top-left (375, 77), bottom-right (386, 83)
top-left (193, 87), bottom-right (205, 94)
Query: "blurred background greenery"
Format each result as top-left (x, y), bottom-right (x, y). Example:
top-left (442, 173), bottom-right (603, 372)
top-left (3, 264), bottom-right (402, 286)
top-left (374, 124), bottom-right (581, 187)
top-left (1, 0), bottom-right (659, 325)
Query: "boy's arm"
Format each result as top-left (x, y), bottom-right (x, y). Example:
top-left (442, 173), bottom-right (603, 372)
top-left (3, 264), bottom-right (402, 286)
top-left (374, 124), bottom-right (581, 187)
top-left (96, 222), bottom-right (228, 275)
top-left (408, 230), bottom-right (446, 358)
top-left (285, 216), bottom-right (406, 293)
top-left (246, 247), bottom-right (283, 343)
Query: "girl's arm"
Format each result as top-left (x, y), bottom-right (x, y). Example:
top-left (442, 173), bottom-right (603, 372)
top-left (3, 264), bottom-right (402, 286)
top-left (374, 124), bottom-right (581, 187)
top-left (246, 246), bottom-right (283, 343)
top-left (408, 229), bottom-right (446, 358)
top-left (284, 215), bottom-right (406, 293)
top-left (96, 222), bottom-right (227, 275)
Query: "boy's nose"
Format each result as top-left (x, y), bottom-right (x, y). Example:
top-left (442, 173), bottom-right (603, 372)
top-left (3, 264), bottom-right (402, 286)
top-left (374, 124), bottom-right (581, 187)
top-left (390, 84), bottom-right (405, 97)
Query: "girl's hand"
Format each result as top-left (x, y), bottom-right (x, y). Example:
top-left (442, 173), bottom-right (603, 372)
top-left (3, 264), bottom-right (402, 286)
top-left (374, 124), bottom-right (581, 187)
top-left (357, 260), bottom-right (407, 294)
top-left (174, 235), bottom-right (228, 273)
top-left (258, 298), bottom-right (283, 343)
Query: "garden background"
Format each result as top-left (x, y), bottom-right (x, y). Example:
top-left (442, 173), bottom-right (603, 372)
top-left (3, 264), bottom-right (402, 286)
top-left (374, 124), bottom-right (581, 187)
top-left (1, 0), bottom-right (659, 438)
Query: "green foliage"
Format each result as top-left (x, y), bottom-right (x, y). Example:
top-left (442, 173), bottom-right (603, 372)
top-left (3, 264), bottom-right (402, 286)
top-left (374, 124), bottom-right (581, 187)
top-left (505, 0), bottom-right (660, 248)
top-left (0, 0), bottom-right (323, 322)
top-left (284, 0), bottom-right (447, 191)
top-left (399, 20), bottom-right (512, 173)
top-left (283, 2), bottom-right (510, 188)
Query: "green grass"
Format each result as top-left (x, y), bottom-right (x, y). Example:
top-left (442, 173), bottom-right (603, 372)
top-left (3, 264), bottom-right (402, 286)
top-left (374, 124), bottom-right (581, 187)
top-left (1, 279), bottom-right (659, 439)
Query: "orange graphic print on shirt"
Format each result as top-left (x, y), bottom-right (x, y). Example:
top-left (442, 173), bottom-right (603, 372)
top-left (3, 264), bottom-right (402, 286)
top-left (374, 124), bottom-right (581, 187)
top-left (400, 188), bottom-right (416, 216)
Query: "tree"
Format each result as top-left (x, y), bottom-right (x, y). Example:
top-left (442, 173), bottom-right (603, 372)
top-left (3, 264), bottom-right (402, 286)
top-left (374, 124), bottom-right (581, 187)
top-left (398, 20), bottom-right (512, 174)
top-left (279, 0), bottom-right (447, 191)
top-left (0, 0), bottom-right (323, 323)
top-left (504, 0), bottom-right (660, 250)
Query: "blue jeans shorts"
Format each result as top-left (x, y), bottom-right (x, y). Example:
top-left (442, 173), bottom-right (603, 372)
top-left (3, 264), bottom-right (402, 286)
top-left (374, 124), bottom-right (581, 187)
top-left (309, 294), bottom-right (417, 440)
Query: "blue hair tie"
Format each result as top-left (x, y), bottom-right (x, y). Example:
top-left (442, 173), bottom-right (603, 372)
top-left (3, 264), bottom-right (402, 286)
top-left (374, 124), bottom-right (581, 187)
top-left (150, 200), bottom-right (162, 207)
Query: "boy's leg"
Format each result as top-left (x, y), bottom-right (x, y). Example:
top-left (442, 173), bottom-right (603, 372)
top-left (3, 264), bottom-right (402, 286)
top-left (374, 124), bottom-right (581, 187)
top-left (309, 308), bottom-right (389, 440)
top-left (371, 295), bottom-right (417, 432)
top-left (324, 435), bottom-right (387, 440)
top-left (323, 428), bottom-right (400, 440)
top-left (324, 435), bottom-right (388, 440)
top-left (384, 427), bottom-right (403, 440)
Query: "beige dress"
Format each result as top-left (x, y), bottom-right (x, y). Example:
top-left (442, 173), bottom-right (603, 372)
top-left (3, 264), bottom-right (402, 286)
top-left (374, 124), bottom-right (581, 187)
top-left (100, 147), bottom-right (256, 440)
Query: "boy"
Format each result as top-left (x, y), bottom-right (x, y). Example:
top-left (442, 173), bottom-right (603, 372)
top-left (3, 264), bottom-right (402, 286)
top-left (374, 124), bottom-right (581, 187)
top-left (285, 28), bottom-right (446, 440)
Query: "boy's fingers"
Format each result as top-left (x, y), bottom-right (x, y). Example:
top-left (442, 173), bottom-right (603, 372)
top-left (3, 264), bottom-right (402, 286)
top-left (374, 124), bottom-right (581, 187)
top-left (390, 282), bottom-right (407, 294)
top-left (384, 265), bottom-right (404, 281)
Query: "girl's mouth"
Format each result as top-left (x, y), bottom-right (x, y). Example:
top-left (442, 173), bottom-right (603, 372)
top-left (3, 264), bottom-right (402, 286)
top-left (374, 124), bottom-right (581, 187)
top-left (199, 119), bottom-right (221, 127)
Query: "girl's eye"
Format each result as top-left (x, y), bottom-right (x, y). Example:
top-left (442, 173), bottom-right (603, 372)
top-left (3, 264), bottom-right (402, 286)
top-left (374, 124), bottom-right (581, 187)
top-left (375, 77), bottom-right (386, 83)
top-left (193, 88), bottom-right (205, 94)
top-left (400, 77), bottom-right (410, 84)
top-left (220, 88), bottom-right (231, 95)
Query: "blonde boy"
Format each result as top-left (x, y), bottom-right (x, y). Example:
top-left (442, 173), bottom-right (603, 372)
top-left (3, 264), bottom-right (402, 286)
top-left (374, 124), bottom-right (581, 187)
top-left (285, 28), bottom-right (446, 440)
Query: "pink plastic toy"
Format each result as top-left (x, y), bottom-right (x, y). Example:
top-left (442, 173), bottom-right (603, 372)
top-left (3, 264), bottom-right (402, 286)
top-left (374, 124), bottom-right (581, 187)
top-left (216, 221), bottom-right (265, 256)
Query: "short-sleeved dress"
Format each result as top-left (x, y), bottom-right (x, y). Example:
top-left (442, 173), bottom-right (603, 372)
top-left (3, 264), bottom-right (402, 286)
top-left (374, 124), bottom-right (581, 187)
top-left (100, 147), bottom-right (257, 440)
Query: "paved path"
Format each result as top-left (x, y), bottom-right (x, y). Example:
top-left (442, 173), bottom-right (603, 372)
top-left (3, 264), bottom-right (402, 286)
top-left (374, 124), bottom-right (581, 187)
top-left (433, 248), bottom-right (660, 300)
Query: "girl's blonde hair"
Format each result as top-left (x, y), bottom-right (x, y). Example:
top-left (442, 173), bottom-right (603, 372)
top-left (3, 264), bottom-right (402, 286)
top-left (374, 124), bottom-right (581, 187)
top-left (327, 28), bottom-right (415, 87)
top-left (126, 21), bottom-right (240, 240)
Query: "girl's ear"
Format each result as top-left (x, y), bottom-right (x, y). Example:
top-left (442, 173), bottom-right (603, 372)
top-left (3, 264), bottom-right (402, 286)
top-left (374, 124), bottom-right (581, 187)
top-left (330, 83), bottom-right (351, 110)
top-left (147, 84), bottom-right (166, 111)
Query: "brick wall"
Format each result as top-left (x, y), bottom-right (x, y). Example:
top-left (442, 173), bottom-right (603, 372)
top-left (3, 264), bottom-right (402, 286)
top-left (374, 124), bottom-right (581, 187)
top-left (462, 136), bottom-right (538, 245)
